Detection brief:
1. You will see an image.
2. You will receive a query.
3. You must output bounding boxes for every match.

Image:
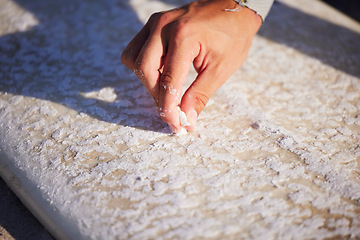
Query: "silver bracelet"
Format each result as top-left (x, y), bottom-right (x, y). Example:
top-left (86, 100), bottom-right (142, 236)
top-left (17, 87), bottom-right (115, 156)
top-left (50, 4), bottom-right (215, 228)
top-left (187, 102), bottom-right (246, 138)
top-left (232, 0), bottom-right (274, 21)
top-left (234, 0), bottom-right (247, 6)
top-left (224, 0), bottom-right (246, 12)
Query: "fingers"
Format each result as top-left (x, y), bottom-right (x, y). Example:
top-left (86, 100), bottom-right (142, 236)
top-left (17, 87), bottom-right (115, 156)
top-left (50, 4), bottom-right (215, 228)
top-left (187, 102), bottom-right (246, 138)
top-left (158, 53), bottom-right (193, 133)
top-left (158, 28), bottom-right (200, 133)
top-left (180, 64), bottom-right (230, 132)
top-left (121, 9), bottom-right (231, 134)
top-left (121, 12), bottom-right (181, 105)
top-left (121, 11), bottom-right (195, 133)
top-left (121, 20), bottom-right (151, 70)
top-left (122, 13), bottom-right (168, 101)
top-left (133, 33), bottom-right (165, 101)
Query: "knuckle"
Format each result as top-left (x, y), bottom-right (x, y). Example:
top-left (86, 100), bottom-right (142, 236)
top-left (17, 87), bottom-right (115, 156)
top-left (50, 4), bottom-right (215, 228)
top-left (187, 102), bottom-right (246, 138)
top-left (133, 61), bottom-right (146, 80)
top-left (148, 12), bottom-right (162, 23)
top-left (171, 20), bottom-right (191, 41)
top-left (160, 73), bottom-right (175, 87)
top-left (152, 11), bottom-right (173, 26)
top-left (193, 92), bottom-right (209, 111)
top-left (121, 48), bottom-right (133, 67)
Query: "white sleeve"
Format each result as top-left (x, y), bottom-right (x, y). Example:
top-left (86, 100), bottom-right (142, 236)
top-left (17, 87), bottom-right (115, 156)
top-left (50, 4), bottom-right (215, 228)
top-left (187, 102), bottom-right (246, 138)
top-left (236, 0), bottom-right (274, 21)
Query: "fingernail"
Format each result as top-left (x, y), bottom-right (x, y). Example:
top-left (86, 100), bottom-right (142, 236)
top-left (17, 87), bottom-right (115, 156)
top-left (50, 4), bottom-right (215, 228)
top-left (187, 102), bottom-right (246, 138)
top-left (169, 124), bottom-right (177, 133)
top-left (187, 109), bottom-right (198, 129)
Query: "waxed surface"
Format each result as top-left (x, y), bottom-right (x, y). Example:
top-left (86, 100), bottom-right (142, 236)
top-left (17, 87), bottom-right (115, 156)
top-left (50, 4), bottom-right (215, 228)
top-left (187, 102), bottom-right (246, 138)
top-left (0, 0), bottom-right (360, 239)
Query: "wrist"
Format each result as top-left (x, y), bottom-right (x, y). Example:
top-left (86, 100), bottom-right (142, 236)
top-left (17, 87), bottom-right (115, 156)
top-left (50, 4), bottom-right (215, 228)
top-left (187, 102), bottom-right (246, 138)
top-left (233, 0), bottom-right (274, 21)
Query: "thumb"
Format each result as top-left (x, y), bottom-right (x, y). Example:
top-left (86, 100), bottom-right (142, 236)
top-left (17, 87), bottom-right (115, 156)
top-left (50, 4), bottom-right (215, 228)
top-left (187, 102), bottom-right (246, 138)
top-left (180, 67), bottom-right (229, 132)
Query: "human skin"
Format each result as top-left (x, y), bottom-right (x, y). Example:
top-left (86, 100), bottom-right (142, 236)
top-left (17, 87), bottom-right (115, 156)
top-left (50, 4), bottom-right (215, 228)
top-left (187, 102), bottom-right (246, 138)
top-left (121, 0), bottom-right (262, 133)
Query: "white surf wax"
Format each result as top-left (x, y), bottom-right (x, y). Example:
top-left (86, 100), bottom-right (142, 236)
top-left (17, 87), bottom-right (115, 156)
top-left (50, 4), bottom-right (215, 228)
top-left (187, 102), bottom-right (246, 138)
top-left (0, 0), bottom-right (360, 239)
top-left (177, 106), bottom-right (190, 127)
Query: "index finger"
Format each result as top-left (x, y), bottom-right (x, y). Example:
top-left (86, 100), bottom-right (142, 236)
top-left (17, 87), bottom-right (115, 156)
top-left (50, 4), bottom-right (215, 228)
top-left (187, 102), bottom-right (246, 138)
top-left (121, 22), bottom-right (151, 70)
top-left (158, 33), bottom-right (200, 132)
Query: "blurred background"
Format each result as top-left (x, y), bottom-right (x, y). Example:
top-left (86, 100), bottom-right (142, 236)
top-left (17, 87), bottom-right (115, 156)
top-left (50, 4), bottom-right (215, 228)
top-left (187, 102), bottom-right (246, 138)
top-left (323, 0), bottom-right (360, 22)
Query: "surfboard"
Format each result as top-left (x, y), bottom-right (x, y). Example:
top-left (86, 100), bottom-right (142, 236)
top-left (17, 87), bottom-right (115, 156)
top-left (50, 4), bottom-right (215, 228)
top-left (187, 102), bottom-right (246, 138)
top-left (0, 0), bottom-right (359, 239)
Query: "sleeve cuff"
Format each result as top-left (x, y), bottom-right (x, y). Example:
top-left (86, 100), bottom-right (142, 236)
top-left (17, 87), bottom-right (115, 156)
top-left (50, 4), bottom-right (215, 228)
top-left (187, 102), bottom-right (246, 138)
top-left (235, 0), bottom-right (274, 21)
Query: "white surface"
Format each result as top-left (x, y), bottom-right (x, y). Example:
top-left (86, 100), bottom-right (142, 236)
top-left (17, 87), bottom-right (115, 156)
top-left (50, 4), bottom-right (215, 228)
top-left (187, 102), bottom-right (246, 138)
top-left (177, 107), bottom-right (190, 127)
top-left (0, 0), bottom-right (360, 239)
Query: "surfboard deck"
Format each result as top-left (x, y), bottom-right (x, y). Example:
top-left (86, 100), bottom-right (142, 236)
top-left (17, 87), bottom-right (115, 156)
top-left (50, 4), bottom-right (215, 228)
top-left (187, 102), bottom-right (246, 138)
top-left (1, 0), bottom-right (359, 239)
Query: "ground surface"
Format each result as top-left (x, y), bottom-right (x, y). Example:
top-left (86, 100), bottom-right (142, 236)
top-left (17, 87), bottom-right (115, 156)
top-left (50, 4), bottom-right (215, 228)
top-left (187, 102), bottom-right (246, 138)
top-left (0, 178), bottom-right (53, 240)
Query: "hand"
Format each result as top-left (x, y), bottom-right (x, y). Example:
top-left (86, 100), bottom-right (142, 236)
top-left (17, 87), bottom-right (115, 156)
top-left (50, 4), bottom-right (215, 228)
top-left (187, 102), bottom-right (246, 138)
top-left (121, 0), bottom-right (262, 133)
